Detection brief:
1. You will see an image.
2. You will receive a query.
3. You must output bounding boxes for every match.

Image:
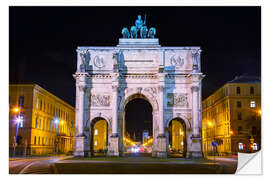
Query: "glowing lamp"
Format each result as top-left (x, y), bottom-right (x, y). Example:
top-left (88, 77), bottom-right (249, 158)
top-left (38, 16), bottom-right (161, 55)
top-left (16, 116), bottom-right (23, 123)
top-left (12, 107), bottom-right (20, 113)
top-left (60, 120), bottom-right (64, 125)
top-left (54, 118), bottom-right (59, 124)
top-left (207, 121), bottom-right (213, 127)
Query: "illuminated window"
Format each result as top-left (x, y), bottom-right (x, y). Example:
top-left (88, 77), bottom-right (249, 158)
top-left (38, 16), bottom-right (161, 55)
top-left (238, 143), bottom-right (244, 150)
top-left (35, 117), bottom-right (38, 128)
top-left (34, 136), bottom-right (36, 145)
top-left (40, 100), bottom-right (42, 110)
top-left (236, 87), bottom-right (241, 94)
top-left (94, 141), bottom-right (97, 146)
top-left (94, 129), bottom-right (98, 135)
top-left (250, 86), bottom-right (254, 94)
top-left (250, 101), bottom-right (256, 108)
top-left (36, 98), bottom-right (39, 109)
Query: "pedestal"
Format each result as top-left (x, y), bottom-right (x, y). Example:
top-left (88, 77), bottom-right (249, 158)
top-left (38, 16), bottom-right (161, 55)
top-left (74, 136), bottom-right (85, 157)
top-left (188, 136), bottom-right (203, 158)
top-left (156, 135), bottom-right (167, 158)
top-left (108, 136), bottom-right (119, 157)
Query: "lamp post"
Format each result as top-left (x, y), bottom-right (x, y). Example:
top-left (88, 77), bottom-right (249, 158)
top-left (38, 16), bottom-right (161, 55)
top-left (13, 113), bottom-right (23, 157)
top-left (54, 118), bottom-right (59, 155)
top-left (12, 107), bottom-right (23, 157)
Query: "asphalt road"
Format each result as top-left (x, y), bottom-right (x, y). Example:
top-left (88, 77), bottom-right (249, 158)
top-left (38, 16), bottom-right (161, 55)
top-left (9, 156), bottom-right (71, 174)
top-left (9, 155), bottom-right (237, 174)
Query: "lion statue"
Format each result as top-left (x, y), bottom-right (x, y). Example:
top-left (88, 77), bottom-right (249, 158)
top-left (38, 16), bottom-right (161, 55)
top-left (148, 27), bottom-right (156, 38)
top-left (121, 27), bottom-right (130, 38)
top-left (140, 26), bottom-right (148, 38)
top-left (130, 26), bottom-right (137, 38)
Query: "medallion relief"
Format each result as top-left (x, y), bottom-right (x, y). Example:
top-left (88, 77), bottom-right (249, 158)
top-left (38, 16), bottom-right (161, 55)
top-left (93, 55), bottom-right (105, 68)
top-left (170, 55), bottom-right (184, 66)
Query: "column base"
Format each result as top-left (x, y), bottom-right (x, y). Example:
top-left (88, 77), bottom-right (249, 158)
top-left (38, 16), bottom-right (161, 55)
top-left (74, 136), bottom-right (85, 157)
top-left (108, 136), bottom-right (119, 157)
top-left (156, 134), bottom-right (167, 158)
top-left (188, 136), bottom-right (203, 158)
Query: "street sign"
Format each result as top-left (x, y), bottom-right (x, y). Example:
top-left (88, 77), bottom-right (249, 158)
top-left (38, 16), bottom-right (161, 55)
top-left (212, 141), bottom-right (218, 147)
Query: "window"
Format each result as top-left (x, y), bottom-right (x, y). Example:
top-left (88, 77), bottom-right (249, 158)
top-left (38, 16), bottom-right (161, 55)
top-left (238, 126), bottom-right (243, 134)
top-left (94, 129), bottom-right (98, 135)
top-left (252, 126), bottom-right (257, 135)
top-left (40, 100), bottom-right (42, 110)
top-left (237, 101), bottom-right (242, 108)
top-left (42, 137), bottom-right (44, 145)
top-left (250, 86), bottom-right (254, 94)
top-left (38, 137), bottom-right (40, 145)
top-left (36, 98), bottom-right (39, 109)
top-left (19, 96), bottom-right (24, 108)
top-left (238, 143), bottom-right (244, 150)
top-left (250, 101), bottom-right (256, 108)
top-left (236, 87), bottom-right (241, 94)
top-left (237, 112), bottom-right (242, 120)
top-left (34, 136), bottom-right (36, 145)
top-left (39, 119), bottom-right (41, 129)
top-left (35, 117), bottom-right (38, 128)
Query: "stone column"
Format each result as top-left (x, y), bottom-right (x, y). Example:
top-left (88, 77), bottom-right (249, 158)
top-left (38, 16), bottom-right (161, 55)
top-left (112, 85), bottom-right (118, 136)
top-left (156, 65), bottom-right (167, 158)
top-left (191, 86), bottom-right (200, 137)
top-left (74, 74), bottom-right (89, 157)
top-left (158, 85), bottom-right (165, 135)
top-left (109, 73), bottom-right (120, 156)
top-left (190, 85), bottom-right (203, 158)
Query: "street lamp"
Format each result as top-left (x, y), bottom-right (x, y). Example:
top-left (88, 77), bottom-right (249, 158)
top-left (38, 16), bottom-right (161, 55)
top-left (13, 115), bottom-right (23, 157)
top-left (54, 118), bottom-right (59, 155)
top-left (12, 107), bottom-right (20, 113)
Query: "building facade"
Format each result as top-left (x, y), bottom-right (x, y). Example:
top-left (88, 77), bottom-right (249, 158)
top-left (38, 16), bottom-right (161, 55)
top-left (202, 75), bottom-right (261, 156)
top-left (74, 15), bottom-right (205, 158)
top-left (9, 84), bottom-right (75, 156)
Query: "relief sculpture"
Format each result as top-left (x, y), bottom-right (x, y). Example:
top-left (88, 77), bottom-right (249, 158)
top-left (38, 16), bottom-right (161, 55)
top-left (90, 94), bottom-right (111, 107)
top-left (167, 93), bottom-right (188, 107)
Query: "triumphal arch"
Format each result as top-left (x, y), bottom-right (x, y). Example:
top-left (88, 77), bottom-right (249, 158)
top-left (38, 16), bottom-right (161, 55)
top-left (73, 15), bottom-right (204, 158)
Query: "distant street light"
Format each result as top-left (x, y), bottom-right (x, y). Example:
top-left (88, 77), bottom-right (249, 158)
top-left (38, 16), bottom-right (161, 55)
top-left (13, 115), bottom-right (23, 157)
top-left (54, 118), bottom-right (60, 155)
top-left (12, 107), bottom-right (20, 113)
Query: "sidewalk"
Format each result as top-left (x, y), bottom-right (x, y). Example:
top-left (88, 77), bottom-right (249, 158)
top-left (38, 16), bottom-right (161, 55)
top-left (206, 156), bottom-right (238, 162)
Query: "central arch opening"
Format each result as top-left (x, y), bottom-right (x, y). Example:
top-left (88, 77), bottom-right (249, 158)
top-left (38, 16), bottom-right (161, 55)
top-left (123, 97), bottom-right (153, 156)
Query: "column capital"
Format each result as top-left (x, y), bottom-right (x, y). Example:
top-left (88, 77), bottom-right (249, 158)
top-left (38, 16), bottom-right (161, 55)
top-left (191, 86), bottom-right (199, 92)
top-left (78, 85), bottom-right (89, 92)
top-left (112, 85), bottom-right (119, 92)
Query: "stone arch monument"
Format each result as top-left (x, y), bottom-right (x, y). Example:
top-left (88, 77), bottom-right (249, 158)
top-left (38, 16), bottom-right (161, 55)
top-left (73, 15), bottom-right (205, 158)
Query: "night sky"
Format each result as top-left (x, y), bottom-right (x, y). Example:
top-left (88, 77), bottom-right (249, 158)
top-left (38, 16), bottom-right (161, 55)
top-left (10, 7), bottom-right (261, 107)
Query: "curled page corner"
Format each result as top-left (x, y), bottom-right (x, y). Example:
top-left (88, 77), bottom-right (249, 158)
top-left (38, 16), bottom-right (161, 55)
top-left (236, 151), bottom-right (262, 174)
